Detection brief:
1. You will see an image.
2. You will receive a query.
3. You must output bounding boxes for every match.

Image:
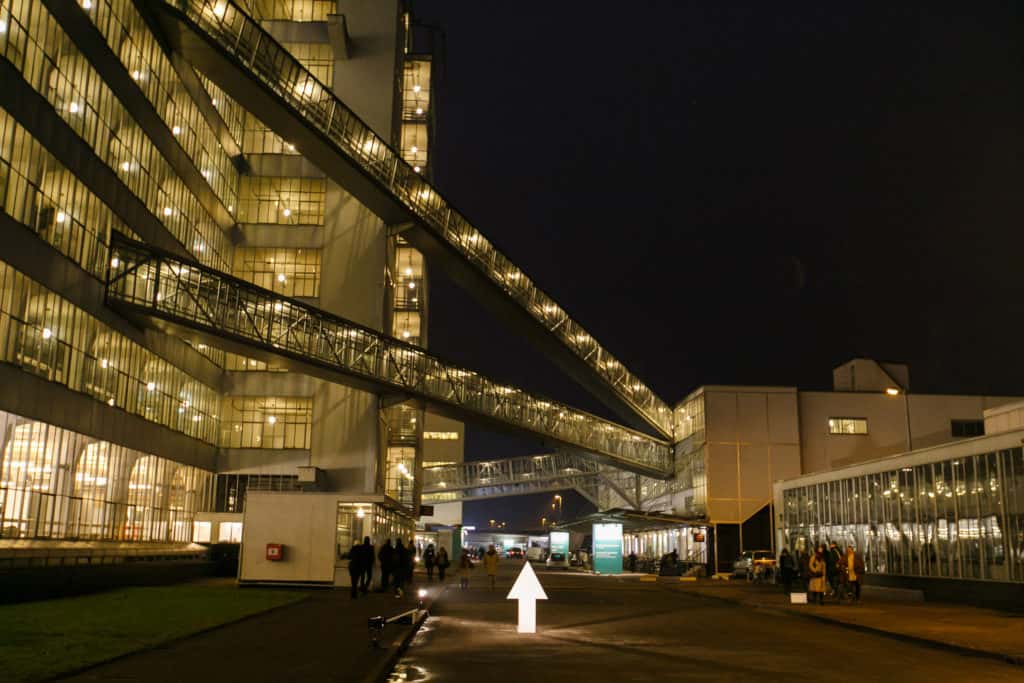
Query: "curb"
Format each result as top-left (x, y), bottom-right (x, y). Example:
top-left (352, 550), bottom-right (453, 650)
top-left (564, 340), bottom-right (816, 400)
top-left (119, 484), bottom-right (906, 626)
top-left (684, 589), bottom-right (1024, 668)
top-left (50, 593), bottom-right (311, 680)
top-left (367, 590), bottom-right (440, 683)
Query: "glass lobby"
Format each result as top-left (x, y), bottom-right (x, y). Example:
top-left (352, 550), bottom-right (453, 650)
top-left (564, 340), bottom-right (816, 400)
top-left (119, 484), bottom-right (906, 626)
top-left (781, 447), bottom-right (1024, 583)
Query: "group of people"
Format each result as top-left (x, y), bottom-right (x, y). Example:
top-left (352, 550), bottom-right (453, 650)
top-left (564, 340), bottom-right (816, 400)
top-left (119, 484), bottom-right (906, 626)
top-left (778, 541), bottom-right (865, 604)
top-left (346, 539), bottom-right (505, 596)
top-left (345, 537), bottom-right (451, 599)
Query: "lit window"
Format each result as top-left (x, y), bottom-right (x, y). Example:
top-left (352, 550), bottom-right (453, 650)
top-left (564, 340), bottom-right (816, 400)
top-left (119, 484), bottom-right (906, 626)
top-left (423, 431), bottom-right (459, 440)
top-left (218, 522), bottom-right (243, 543)
top-left (193, 521), bottom-right (212, 543)
top-left (827, 418), bottom-right (868, 435)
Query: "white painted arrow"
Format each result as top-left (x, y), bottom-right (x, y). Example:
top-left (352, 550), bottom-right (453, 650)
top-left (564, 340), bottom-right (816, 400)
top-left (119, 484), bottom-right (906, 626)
top-left (506, 561), bottom-right (548, 633)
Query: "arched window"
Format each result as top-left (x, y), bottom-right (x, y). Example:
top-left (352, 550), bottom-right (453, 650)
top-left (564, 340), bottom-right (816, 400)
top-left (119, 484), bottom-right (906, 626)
top-left (71, 442), bottom-right (129, 540)
top-left (0, 421), bottom-right (69, 538)
top-left (125, 456), bottom-right (169, 541)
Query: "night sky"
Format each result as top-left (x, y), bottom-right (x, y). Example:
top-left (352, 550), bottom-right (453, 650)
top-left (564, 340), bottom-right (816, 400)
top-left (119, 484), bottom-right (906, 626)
top-left (410, 2), bottom-right (1024, 529)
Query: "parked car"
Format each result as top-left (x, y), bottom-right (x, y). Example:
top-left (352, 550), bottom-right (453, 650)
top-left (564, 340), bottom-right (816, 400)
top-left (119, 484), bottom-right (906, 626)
top-left (546, 551), bottom-right (569, 569)
top-left (733, 550), bottom-right (775, 578)
top-left (526, 546), bottom-right (546, 562)
top-left (506, 547), bottom-right (524, 559)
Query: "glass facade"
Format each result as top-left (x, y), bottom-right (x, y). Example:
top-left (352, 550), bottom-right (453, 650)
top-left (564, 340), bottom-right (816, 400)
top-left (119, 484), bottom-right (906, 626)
top-left (219, 397), bottom-right (312, 449)
top-left (781, 447), bottom-right (1024, 583)
top-left (0, 408), bottom-right (211, 541)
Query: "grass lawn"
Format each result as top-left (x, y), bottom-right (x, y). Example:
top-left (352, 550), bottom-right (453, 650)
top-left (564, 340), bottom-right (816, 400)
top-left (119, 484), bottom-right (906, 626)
top-left (0, 581), bottom-right (307, 682)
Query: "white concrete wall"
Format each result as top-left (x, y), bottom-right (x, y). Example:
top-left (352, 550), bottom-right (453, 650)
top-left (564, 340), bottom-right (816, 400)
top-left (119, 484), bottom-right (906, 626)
top-left (703, 387), bottom-right (801, 524)
top-left (239, 491), bottom-right (338, 583)
top-left (420, 413), bottom-right (464, 525)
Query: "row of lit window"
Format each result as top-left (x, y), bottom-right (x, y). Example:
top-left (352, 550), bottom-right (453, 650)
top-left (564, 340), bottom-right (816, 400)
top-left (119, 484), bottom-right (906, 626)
top-left (232, 247), bottom-right (321, 298)
top-left (237, 0), bottom-right (335, 22)
top-left (219, 397), bottom-right (312, 450)
top-left (81, 0), bottom-right (239, 211)
top-left (0, 261), bottom-right (222, 444)
top-left (0, 410), bottom-right (211, 543)
top-left (198, 73), bottom-right (246, 153)
top-left (385, 445), bottom-right (416, 508)
top-left (224, 352), bottom-right (288, 372)
top-left (423, 431), bottom-right (458, 440)
top-left (401, 59), bottom-right (430, 120)
top-left (237, 176), bottom-right (326, 225)
top-left (0, 111), bottom-right (139, 279)
top-left (0, 0), bottom-right (230, 269)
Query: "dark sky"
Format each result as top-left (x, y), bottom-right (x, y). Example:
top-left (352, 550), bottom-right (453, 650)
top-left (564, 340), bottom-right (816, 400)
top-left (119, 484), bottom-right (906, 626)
top-left (409, 2), bottom-right (1024, 528)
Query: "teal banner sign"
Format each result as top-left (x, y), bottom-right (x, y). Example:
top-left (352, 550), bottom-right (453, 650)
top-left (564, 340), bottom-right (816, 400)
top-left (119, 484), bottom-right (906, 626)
top-left (592, 523), bottom-right (623, 574)
top-left (549, 531), bottom-right (569, 559)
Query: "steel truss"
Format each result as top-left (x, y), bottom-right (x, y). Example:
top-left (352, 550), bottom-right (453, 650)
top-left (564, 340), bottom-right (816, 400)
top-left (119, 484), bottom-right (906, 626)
top-left (153, 0), bottom-right (674, 438)
top-left (105, 236), bottom-right (673, 477)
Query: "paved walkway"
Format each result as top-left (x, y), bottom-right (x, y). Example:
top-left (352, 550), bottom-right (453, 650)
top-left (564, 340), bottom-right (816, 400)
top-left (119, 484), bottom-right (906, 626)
top-left (393, 563), bottom-right (1023, 682)
top-left (664, 578), bottom-right (1024, 665)
top-left (60, 577), bottom-right (440, 682)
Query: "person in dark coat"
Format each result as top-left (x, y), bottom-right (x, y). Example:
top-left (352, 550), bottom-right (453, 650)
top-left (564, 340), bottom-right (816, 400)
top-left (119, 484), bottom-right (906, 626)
top-left (378, 539), bottom-right (394, 592)
top-left (359, 537), bottom-right (374, 594)
top-left (437, 547), bottom-right (450, 581)
top-left (347, 542), bottom-right (363, 599)
top-left (393, 539), bottom-right (408, 597)
top-left (826, 541), bottom-right (842, 597)
top-left (778, 547), bottom-right (795, 593)
top-left (423, 543), bottom-right (437, 581)
top-left (628, 551), bottom-right (638, 573)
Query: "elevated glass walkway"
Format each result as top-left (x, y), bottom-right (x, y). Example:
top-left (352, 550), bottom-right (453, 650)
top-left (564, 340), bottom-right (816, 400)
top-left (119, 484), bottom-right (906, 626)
top-left (105, 235), bottom-right (673, 478)
top-left (152, 0), bottom-right (674, 439)
top-left (420, 452), bottom-right (639, 509)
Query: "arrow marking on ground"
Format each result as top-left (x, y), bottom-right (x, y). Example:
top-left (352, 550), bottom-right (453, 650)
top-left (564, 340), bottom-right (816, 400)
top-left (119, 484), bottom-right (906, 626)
top-left (506, 561), bottom-right (548, 633)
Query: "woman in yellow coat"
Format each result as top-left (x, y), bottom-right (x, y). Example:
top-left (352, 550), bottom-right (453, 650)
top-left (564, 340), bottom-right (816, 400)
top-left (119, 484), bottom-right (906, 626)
top-left (483, 544), bottom-right (500, 590)
top-left (808, 545), bottom-right (827, 605)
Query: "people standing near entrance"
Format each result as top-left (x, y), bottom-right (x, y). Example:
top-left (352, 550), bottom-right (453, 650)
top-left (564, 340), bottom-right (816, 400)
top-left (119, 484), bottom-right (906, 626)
top-left (628, 551), bottom-right (638, 573)
top-left (437, 547), bottom-right (450, 581)
top-left (393, 539), bottom-right (408, 597)
top-left (826, 541), bottom-right (842, 597)
top-left (483, 544), bottom-right (499, 590)
top-left (347, 542), bottom-right (363, 599)
top-left (458, 549), bottom-right (473, 589)
top-left (378, 539), bottom-right (394, 592)
top-left (797, 548), bottom-right (811, 591)
top-left (359, 536), bottom-right (374, 594)
top-left (778, 547), bottom-right (795, 594)
top-left (845, 545), bottom-right (865, 602)
top-left (424, 543), bottom-right (437, 581)
top-left (808, 545), bottom-right (827, 605)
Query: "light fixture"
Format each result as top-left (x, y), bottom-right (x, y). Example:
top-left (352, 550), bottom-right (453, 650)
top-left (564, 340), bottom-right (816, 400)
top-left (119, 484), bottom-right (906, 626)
top-left (41, 328), bottom-right (53, 340)
top-left (213, 2), bottom-right (226, 18)
top-left (131, 70), bottom-right (141, 81)
top-left (107, 397), bottom-right (115, 406)
top-left (277, 273), bottom-right (286, 283)
top-left (0, 20), bottom-right (7, 34)
top-left (267, 415), bottom-right (277, 425)
top-left (146, 381), bottom-right (156, 391)
top-left (410, 146), bottom-right (418, 154)
top-left (192, 415), bottom-right (201, 422)
top-left (357, 508), bottom-right (366, 518)
top-left (172, 125), bottom-right (181, 135)
top-left (81, 0), bottom-right (92, 8)
top-left (408, 282), bottom-right (416, 289)
top-left (402, 330), bottom-right (410, 339)
top-left (56, 211), bottom-right (67, 223)
top-left (100, 358), bottom-right (109, 369)
top-left (211, 98), bottom-right (218, 106)
top-left (163, 207), bottom-right (172, 217)
top-left (110, 257), bottom-right (120, 268)
top-left (413, 84), bottom-right (421, 93)
top-left (416, 107), bottom-right (423, 115)
top-left (68, 102), bottom-right (79, 114)
top-left (885, 387), bottom-right (900, 396)
top-left (404, 267), bottom-right (413, 276)
top-left (273, 302), bottom-right (283, 312)
top-left (282, 208), bottom-right (292, 217)
top-left (413, 166), bottom-right (421, 173)
top-left (121, 161), bottom-right (131, 172)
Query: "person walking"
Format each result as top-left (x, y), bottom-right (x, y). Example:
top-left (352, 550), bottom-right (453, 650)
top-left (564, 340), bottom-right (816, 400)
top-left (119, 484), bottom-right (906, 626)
top-left (424, 543), bottom-right (436, 581)
top-left (378, 539), bottom-right (394, 592)
top-left (808, 545), bottom-right (827, 605)
top-left (458, 549), bottom-right (473, 590)
top-left (845, 545), bottom-right (865, 602)
top-left (778, 547), bottom-right (795, 594)
top-left (826, 541), bottom-right (842, 597)
top-left (483, 544), bottom-right (500, 590)
top-left (393, 539), bottom-right (408, 597)
top-left (347, 541), bottom-right (363, 599)
top-left (628, 551), bottom-right (638, 573)
top-left (359, 536), bottom-right (374, 594)
top-left (437, 546), bottom-right (450, 582)
top-left (405, 537), bottom-right (416, 586)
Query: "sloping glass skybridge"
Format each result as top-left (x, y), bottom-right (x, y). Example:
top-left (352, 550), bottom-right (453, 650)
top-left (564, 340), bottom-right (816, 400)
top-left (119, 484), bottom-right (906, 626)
top-left (152, 0), bottom-right (674, 438)
top-left (422, 475), bottom-right (601, 507)
top-left (106, 236), bottom-right (673, 478)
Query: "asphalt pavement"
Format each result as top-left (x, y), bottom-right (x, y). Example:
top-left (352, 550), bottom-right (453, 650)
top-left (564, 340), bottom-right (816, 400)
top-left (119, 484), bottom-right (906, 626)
top-left (391, 561), bottom-right (1023, 682)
